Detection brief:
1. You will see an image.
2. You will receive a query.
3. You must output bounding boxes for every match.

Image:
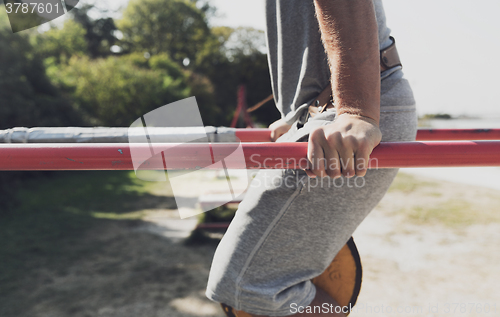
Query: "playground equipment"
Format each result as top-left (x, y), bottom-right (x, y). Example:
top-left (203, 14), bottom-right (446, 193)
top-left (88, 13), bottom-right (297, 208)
top-left (0, 141), bottom-right (499, 171)
top-left (2, 127), bottom-right (500, 143)
top-left (1, 126), bottom-right (499, 315)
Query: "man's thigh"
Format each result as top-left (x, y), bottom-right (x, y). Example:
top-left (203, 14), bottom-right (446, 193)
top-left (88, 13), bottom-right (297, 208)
top-left (206, 103), bottom-right (417, 316)
top-left (206, 166), bottom-right (399, 316)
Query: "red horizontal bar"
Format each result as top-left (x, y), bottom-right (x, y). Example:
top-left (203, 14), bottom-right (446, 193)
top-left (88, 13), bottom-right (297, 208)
top-left (0, 141), bottom-right (499, 171)
top-left (235, 129), bottom-right (500, 142)
top-left (235, 128), bottom-right (272, 142)
top-left (416, 129), bottom-right (500, 141)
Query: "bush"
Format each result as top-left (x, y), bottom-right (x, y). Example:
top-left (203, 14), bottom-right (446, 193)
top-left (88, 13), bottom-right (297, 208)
top-left (0, 15), bottom-right (83, 129)
top-left (31, 19), bottom-right (88, 63)
top-left (48, 55), bottom-right (191, 126)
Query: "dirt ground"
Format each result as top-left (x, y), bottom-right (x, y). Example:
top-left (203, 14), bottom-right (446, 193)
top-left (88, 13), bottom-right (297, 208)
top-left (4, 172), bottom-right (500, 317)
top-left (351, 174), bottom-right (500, 317)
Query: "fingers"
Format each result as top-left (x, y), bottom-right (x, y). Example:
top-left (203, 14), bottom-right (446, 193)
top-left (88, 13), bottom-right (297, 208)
top-left (336, 146), bottom-right (355, 178)
top-left (334, 135), bottom-right (358, 178)
top-left (354, 147), bottom-right (371, 177)
top-left (307, 128), bottom-right (327, 178)
top-left (305, 115), bottom-right (381, 179)
top-left (322, 130), bottom-right (355, 178)
top-left (322, 135), bottom-right (342, 179)
top-left (307, 128), bottom-right (346, 179)
top-left (307, 128), bottom-right (369, 179)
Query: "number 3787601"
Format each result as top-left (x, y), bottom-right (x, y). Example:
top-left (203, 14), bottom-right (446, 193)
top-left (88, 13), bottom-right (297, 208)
top-left (5, 2), bottom-right (60, 14)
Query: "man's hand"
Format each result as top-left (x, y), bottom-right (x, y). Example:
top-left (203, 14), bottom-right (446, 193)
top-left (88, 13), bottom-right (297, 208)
top-left (306, 113), bottom-right (381, 179)
top-left (306, 0), bottom-right (381, 179)
top-left (269, 118), bottom-right (292, 142)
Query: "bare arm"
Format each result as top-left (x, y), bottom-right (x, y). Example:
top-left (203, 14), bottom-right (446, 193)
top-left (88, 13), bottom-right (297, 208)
top-left (307, 0), bottom-right (382, 178)
top-left (315, 0), bottom-right (380, 122)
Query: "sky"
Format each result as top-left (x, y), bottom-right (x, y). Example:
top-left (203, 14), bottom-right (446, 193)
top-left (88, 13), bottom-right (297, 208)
top-left (209, 0), bottom-right (500, 118)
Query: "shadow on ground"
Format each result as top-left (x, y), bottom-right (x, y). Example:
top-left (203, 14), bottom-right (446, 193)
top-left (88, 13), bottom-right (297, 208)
top-left (0, 171), bottom-right (223, 317)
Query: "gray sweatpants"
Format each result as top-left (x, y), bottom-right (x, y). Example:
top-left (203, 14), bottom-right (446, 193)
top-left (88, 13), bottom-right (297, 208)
top-left (206, 70), bottom-right (418, 316)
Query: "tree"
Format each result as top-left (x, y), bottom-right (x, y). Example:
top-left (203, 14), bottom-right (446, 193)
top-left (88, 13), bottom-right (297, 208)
top-left (48, 55), bottom-right (192, 126)
top-left (69, 4), bottom-right (118, 59)
top-left (118, 0), bottom-right (211, 65)
top-left (0, 9), bottom-right (86, 215)
top-left (0, 10), bottom-right (83, 129)
top-left (195, 26), bottom-right (279, 126)
top-left (148, 53), bottom-right (219, 124)
top-left (31, 19), bottom-right (88, 63)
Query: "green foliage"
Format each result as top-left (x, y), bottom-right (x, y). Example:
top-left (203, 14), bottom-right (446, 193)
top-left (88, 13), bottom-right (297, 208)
top-left (31, 19), bottom-right (88, 63)
top-left (48, 55), bottom-right (191, 126)
top-left (185, 72), bottom-right (219, 124)
top-left (70, 4), bottom-right (118, 58)
top-left (195, 26), bottom-right (279, 126)
top-left (149, 53), bottom-right (184, 78)
top-left (1, 0), bottom-right (278, 129)
top-left (120, 51), bottom-right (151, 68)
top-left (148, 52), bottom-right (220, 124)
top-left (118, 0), bottom-right (210, 64)
top-left (28, 4), bottom-right (117, 61)
top-left (0, 9), bottom-right (84, 216)
top-left (0, 14), bottom-right (83, 129)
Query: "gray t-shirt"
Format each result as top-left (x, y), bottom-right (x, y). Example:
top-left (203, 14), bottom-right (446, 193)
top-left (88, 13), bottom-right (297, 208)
top-left (265, 0), bottom-right (394, 124)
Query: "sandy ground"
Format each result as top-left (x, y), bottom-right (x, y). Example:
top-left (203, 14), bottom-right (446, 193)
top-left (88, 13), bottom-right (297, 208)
top-left (352, 183), bottom-right (500, 317)
top-left (5, 171), bottom-right (500, 317)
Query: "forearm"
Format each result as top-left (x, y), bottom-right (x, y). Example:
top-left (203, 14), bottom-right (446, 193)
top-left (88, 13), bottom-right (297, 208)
top-left (313, 0), bottom-right (380, 125)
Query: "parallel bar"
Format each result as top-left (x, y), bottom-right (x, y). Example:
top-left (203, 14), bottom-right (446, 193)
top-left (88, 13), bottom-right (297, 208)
top-left (235, 128), bottom-right (500, 142)
top-left (3, 128), bottom-right (500, 144)
top-left (0, 141), bottom-right (499, 171)
top-left (235, 129), bottom-right (272, 142)
top-left (416, 129), bottom-right (500, 141)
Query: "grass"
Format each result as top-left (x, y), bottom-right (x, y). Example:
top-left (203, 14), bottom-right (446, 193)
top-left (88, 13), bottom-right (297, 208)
top-left (400, 199), bottom-right (500, 228)
top-left (387, 172), bottom-right (500, 228)
top-left (404, 200), bottom-right (476, 227)
top-left (0, 171), bottom-right (173, 298)
top-left (388, 172), bottom-right (438, 194)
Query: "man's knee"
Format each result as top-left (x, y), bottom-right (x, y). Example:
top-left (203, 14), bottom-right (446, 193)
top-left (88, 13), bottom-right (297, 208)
top-left (207, 274), bottom-right (317, 316)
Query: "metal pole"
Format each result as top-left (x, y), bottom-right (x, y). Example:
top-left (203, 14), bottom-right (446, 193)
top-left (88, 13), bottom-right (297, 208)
top-left (2, 127), bottom-right (500, 143)
top-left (234, 128), bottom-right (272, 142)
top-left (0, 141), bottom-right (499, 171)
top-left (234, 128), bottom-right (500, 142)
